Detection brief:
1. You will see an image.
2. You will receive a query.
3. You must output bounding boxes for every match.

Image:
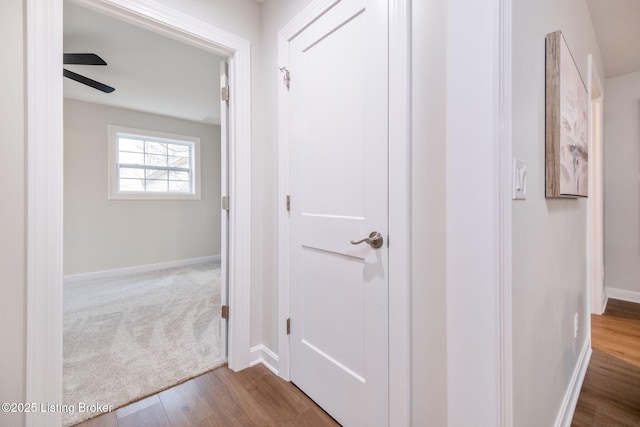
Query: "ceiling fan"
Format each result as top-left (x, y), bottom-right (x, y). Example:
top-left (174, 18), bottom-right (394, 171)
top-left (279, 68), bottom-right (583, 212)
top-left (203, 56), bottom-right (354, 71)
top-left (63, 53), bottom-right (115, 93)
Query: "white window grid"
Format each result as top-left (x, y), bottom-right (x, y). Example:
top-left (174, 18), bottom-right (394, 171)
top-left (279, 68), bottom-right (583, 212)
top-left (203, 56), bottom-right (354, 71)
top-left (107, 125), bottom-right (201, 201)
top-left (116, 134), bottom-right (194, 194)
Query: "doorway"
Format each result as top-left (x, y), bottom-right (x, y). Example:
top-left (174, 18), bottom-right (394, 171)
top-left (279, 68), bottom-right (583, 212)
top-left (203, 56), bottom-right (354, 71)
top-left (25, 1), bottom-right (252, 424)
top-left (62, 3), bottom-right (230, 423)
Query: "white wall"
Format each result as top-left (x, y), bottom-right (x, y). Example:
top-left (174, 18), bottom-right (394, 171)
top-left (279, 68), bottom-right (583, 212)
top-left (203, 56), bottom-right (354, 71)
top-left (604, 71), bottom-right (640, 299)
top-left (0, 0), bottom-right (26, 425)
top-left (64, 99), bottom-right (221, 275)
top-left (512, 0), bottom-right (603, 425)
top-left (152, 0), bottom-right (261, 44)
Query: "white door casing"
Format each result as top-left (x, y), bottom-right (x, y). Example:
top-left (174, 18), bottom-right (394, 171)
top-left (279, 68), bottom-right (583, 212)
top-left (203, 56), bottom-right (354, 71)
top-left (220, 59), bottom-right (230, 357)
top-left (587, 54), bottom-right (605, 315)
top-left (287, 1), bottom-right (389, 426)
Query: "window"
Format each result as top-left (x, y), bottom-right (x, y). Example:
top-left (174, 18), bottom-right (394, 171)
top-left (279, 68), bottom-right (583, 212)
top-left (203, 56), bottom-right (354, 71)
top-left (108, 125), bottom-right (201, 200)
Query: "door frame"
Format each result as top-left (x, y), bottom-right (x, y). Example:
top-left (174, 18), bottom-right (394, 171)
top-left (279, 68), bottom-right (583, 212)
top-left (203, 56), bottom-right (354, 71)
top-left (587, 54), bottom-right (605, 315)
top-left (25, 0), bottom-right (252, 425)
top-left (277, 1), bottom-right (412, 425)
top-left (497, 0), bottom-right (513, 424)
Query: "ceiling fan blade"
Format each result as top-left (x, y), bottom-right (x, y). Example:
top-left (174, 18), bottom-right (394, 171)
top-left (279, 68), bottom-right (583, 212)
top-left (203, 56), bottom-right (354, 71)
top-left (63, 53), bottom-right (107, 66)
top-left (63, 69), bottom-right (115, 93)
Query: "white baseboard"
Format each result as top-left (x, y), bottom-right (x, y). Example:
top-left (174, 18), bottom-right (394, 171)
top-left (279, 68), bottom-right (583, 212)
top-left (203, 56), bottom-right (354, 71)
top-left (64, 255), bottom-right (221, 284)
top-left (606, 287), bottom-right (640, 305)
top-left (554, 338), bottom-right (592, 427)
top-left (602, 291), bottom-right (609, 313)
top-left (249, 345), bottom-right (279, 375)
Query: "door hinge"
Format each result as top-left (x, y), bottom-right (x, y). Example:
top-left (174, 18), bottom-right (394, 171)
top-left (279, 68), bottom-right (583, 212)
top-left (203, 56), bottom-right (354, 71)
top-left (222, 196), bottom-right (229, 211)
top-left (286, 318), bottom-right (291, 335)
top-left (279, 66), bottom-right (290, 90)
top-left (286, 195), bottom-right (290, 212)
top-left (221, 86), bottom-right (229, 102)
top-left (221, 305), bottom-right (229, 320)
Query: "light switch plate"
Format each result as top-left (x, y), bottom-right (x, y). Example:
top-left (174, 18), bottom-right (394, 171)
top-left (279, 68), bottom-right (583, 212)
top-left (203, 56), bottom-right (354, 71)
top-left (513, 158), bottom-right (527, 200)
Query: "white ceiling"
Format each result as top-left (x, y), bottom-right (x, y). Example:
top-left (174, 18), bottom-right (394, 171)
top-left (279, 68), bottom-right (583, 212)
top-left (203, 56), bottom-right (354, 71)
top-left (64, 2), bottom-right (225, 124)
top-left (586, 0), bottom-right (640, 78)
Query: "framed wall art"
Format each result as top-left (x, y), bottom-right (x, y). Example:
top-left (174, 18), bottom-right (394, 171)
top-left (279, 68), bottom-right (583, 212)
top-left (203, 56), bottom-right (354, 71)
top-left (545, 30), bottom-right (589, 198)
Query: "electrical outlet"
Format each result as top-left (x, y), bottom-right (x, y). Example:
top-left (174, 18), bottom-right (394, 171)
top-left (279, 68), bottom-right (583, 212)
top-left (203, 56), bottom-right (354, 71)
top-left (574, 313), bottom-right (579, 338)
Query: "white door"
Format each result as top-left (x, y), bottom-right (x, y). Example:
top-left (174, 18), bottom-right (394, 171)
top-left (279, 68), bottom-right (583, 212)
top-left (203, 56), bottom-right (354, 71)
top-left (287, 1), bottom-right (389, 426)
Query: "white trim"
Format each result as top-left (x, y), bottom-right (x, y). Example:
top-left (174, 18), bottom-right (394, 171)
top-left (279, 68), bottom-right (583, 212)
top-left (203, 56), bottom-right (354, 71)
top-left (587, 56), bottom-right (605, 315)
top-left (277, 34), bottom-right (291, 382)
top-left (606, 288), bottom-right (640, 305)
top-left (498, 0), bottom-right (513, 425)
top-left (553, 338), bottom-right (592, 427)
top-left (225, 33), bottom-right (253, 373)
top-left (68, 0), bottom-right (238, 56)
top-left (26, 2), bottom-right (252, 423)
top-left (277, 1), bottom-right (411, 425)
top-left (63, 255), bottom-right (220, 284)
top-left (25, 0), bottom-right (64, 426)
top-left (249, 345), bottom-right (280, 375)
top-left (106, 125), bottom-right (202, 200)
top-left (219, 58), bottom-right (230, 365)
top-left (388, 1), bottom-right (412, 425)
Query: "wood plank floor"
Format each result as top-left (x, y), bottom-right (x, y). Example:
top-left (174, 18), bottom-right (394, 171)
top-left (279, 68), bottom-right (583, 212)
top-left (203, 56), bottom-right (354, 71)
top-left (572, 299), bottom-right (640, 426)
top-left (74, 364), bottom-right (340, 427)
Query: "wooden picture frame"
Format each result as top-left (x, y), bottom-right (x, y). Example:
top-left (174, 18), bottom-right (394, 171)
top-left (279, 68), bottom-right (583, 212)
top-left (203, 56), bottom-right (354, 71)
top-left (545, 30), bottom-right (589, 198)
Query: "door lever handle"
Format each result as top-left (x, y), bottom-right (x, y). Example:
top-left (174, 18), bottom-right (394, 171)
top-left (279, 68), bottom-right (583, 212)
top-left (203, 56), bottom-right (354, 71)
top-left (350, 231), bottom-right (384, 249)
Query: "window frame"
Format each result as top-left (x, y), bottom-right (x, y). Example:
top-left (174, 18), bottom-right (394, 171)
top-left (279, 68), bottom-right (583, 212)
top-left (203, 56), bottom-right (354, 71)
top-left (107, 125), bottom-right (202, 200)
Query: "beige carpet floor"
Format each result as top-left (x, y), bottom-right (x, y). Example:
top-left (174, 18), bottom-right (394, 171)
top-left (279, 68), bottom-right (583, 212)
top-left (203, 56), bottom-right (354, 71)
top-left (63, 261), bottom-right (224, 426)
